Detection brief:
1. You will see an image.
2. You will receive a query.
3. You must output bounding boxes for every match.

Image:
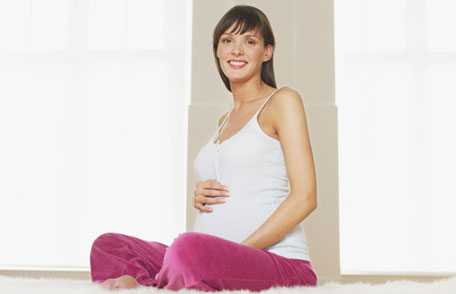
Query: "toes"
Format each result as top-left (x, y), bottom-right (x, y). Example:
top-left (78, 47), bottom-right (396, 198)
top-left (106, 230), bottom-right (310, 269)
top-left (100, 278), bottom-right (117, 289)
top-left (117, 275), bottom-right (139, 289)
top-left (97, 275), bottom-right (139, 290)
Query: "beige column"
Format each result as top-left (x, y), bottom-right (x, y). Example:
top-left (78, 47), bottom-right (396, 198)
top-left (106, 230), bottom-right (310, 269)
top-left (187, 0), bottom-right (339, 283)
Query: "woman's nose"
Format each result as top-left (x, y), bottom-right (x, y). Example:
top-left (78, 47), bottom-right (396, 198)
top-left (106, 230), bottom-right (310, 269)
top-left (231, 42), bottom-right (244, 55)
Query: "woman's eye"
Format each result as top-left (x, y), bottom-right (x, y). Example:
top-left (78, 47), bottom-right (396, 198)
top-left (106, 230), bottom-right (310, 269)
top-left (220, 38), bottom-right (255, 45)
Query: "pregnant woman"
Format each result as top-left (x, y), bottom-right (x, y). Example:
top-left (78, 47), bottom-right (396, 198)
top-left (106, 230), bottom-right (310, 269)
top-left (90, 5), bottom-right (318, 291)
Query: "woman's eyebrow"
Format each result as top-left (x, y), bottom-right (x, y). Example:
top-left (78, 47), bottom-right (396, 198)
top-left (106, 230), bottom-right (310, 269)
top-left (222, 33), bottom-right (259, 38)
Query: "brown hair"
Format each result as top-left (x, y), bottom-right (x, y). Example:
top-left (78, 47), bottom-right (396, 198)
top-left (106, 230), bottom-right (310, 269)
top-left (212, 5), bottom-right (277, 92)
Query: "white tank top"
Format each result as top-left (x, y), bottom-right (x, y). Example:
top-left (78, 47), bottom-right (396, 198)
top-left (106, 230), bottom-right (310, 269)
top-left (190, 86), bottom-right (311, 261)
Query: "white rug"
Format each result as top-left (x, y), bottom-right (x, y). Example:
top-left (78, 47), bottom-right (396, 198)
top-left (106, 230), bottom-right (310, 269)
top-left (1, 275), bottom-right (455, 293)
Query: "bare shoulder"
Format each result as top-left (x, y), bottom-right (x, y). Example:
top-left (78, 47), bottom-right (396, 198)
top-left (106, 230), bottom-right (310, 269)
top-left (274, 86), bottom-right (301, 102)
top-left (269, 86), bottom-right (304, 116)
top-left (267, 86), bottom-right (307, 134)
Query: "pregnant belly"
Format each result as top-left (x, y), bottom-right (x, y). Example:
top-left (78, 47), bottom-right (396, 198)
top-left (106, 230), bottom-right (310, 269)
top-left (191, 195), bottom-right (276, 243)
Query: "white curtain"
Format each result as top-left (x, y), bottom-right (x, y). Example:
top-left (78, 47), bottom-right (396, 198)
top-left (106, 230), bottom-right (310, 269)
top-left (0, 0), bottom-right (191, 271)
top-left (336, 0), bottom-right (456, 274)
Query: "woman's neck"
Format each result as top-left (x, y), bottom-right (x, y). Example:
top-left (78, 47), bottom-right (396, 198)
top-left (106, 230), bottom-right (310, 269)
top-left (230, 82), bottom-right (275, 110)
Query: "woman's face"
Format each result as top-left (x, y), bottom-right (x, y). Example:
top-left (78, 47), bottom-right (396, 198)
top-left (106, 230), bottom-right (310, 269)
top-left (216, 24), bottom-right (272, 83)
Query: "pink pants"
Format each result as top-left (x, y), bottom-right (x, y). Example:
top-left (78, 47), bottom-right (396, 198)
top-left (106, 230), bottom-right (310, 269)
top-left (90, 231), bottom-right (318, 292)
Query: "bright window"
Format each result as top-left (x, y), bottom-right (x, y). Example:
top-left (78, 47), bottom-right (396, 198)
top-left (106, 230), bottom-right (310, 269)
top-left (0, 0), bottom-right (192, 271)
top-left (336, 0), bottom-right (456, 274)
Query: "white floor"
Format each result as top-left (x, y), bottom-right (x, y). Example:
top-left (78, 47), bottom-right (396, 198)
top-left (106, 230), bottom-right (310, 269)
top-left (1, 275), bottom-right (455, 293)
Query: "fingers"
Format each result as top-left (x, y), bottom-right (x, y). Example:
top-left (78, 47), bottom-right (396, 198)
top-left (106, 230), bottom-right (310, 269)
top-left (193, 179), bottom-right (230, 213)
top-left (205, 179), bottom-right (230, 192)
top-left (197, 194), bottom-right (228, 205)
top-left (194, 181), bottom-right (227, 199)
top-left (195, 202), bottom-right (213, 212)
top-left (201, 187), bottom-right (230, 197)
top-left (194, 179), bottom-right (229, 199)
top-left (194, 194), bottom-right (228, 213)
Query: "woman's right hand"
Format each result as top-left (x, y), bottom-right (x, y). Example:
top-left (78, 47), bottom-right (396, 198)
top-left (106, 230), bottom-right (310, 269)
top-left (193, 179), bottom-right (230, 213)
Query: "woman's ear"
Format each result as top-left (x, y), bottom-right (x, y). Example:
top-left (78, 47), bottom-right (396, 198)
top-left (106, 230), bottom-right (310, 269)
top-left (263, 44), bottom-right (273, 62)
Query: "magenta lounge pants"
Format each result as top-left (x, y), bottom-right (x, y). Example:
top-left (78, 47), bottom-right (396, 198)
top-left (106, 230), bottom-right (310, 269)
top-left (90, 231), bottom-right (318, 292)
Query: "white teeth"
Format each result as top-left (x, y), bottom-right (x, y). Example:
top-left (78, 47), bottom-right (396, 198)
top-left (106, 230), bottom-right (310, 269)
top-left (229, 61), bottom-right (247, 65)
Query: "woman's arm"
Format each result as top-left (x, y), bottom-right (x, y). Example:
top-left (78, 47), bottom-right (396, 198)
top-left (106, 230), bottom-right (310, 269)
top-left (241, 87), bottom-right (317, 249)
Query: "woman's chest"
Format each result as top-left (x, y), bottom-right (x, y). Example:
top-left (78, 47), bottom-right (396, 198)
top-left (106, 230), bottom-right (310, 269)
top-left (193, 130), bottom-right (284, 182)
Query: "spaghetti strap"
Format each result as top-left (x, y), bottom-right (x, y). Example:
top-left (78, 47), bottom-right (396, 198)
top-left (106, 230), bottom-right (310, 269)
top-left (253, 85), bottom-right (287, 118)
top-left (213, 110), bottom-right (232, 140)
top-left (212, 85), bottom-right (287, 143)
top-left (217, 110), bottom-right (231, 132)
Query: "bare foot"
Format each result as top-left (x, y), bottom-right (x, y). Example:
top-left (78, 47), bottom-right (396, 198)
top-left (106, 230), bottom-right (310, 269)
top-left (100, 275), bottom-right (140, 290)
top-left (100, 278), bottom-right (117, 289)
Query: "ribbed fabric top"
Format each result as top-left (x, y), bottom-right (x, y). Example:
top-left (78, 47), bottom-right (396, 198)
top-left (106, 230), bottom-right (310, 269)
top-left (190, 86), bottom-right (311, 261)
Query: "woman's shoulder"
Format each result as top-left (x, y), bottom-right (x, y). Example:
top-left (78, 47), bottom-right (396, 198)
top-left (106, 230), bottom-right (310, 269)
top-left (275, 85), bottom-right (297, 97)
top-left (271, 86), bottom-right (302, 106)
top-left (264, 86), bottom-right (301, 114)
top-left (267, 86), bottom-right (306, 126)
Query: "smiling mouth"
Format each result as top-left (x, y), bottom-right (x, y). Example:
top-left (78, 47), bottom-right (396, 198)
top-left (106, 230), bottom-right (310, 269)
top-left (227, 60), bottom-right (248, 69)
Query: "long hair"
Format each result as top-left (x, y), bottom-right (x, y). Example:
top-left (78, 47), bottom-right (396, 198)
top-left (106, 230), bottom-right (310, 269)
top-left (212, 5), bottom-right (277, 92)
